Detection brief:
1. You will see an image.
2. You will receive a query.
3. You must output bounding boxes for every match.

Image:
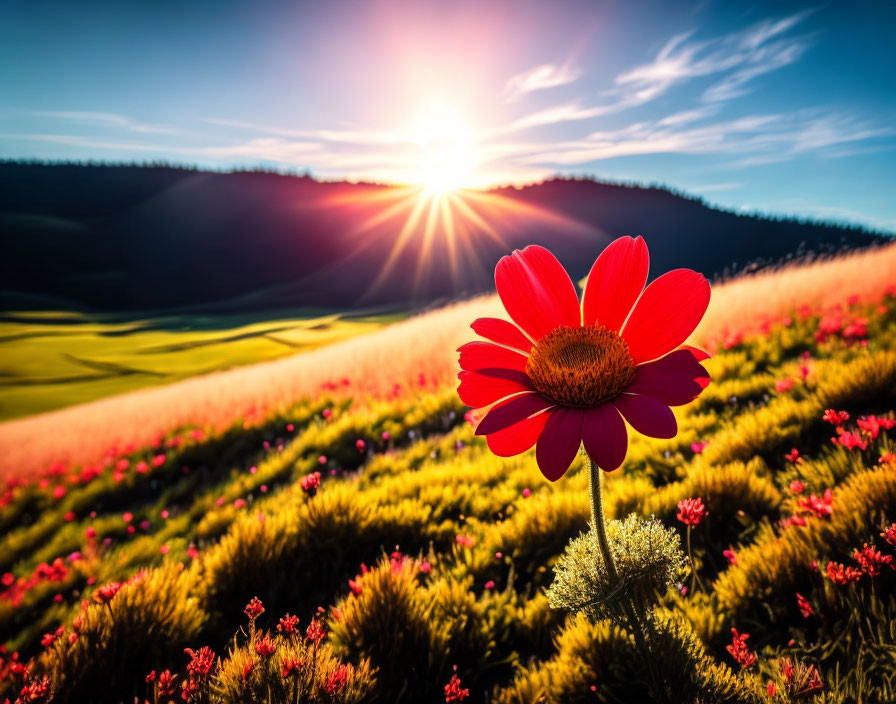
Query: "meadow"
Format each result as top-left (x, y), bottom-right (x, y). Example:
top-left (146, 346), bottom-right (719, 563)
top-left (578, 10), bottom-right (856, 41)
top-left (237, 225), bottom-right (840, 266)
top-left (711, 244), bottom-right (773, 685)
top-left (0, 309), bottom-right (399, 421)
top-left (1, 245), bottom-right (895, 703)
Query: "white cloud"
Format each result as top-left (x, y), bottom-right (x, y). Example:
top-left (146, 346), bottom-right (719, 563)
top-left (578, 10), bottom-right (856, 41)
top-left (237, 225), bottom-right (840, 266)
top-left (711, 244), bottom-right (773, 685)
top-left (504, 63), bottom-right (582, 101)
top-left (32, 111), bottom-right (184, 136)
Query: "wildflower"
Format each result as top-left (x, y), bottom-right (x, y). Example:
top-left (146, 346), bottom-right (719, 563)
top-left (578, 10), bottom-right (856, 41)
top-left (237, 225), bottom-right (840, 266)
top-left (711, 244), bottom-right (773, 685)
top-left (837, 425), bottom-right (870, 450)
top-left (244, 597), bottom-right (264, 620)
top-left (825, 561), bottom-right (861, 585)
top-left (691, 440), bottom-right (708, 454)
top-left (325, 664), bottom-right (350, 693)
top-left (41, 625), bottom-right (65, 648)
top-left (241, 658), bottom-right (255, 681)
top-left (484, 580), bottom-right (495, 589)
top-left (277, 613), bottom-right (300, 637)
top-left (444, 666), bottom-right (470, 703)
top-left (881, 452), bottom-right (896, 466)
top-left (184, 646), bottom-right (215, 678)
top-left (881, 523), bottom-right (896, 546)
top-left (723, 549), bottom-right (738, 565)
top-left (160, 544), bottom-right (169, 555)
top-left (301, 471), bottom-right (321, 495)
top-left (322, 408), bottom-right (332, 420)
top-left (767, 681), bottom-right (776, 697)
top-left (458, 238), bottom-right (710, 480)
top-left (822, 409), bottom-right (849, 425)
top-left (85, 526), bottom-right (97, 540)
top-left (122, 512), bottom-right (133, 523)
top-left (853, 544), bottom-right (893, 577)
top-left (796, 592), bottom-right (813, 618)
top-left (281, 655), bottom-right (303, 678)
top-left (726, 628), bottom-right (756, 669)
top-left (233, 498), bottom-right (246, 509)
top-left (789, 480), bottom-right (805, 494)
top-left (158, 669), bottom-right (177, 697)
top-left (797, 490), bottom-right (833, 519)
top-left (455, 534), bottom-right (474, 548)
top-left (778, 658), bottom-right (823, 699)
top-left (355, 438), bottom-right (366, 452)
top-left (254, 636), bottom-right (276, 659)
top-left (187, 544), bottom-right (199, 559)
top-left (858, 414), bottom-right (895, 439)
top-left (306, 617), bottom-right (326, 643)
top-left (676, 497), bottom-right (706, 526)
top-left (93, 582), bottom-right (121, 604)
top-left (521, 487), bottom-right (531, 498)
top-left (784, 448), bottom-right (801, 464)
top-left (775, 378), bottom-right (794, 393)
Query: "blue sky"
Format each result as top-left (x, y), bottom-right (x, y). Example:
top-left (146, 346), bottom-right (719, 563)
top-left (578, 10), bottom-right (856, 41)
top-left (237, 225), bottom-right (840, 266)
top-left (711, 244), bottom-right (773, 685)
top-left (1, 0), bottom-right (895, 230)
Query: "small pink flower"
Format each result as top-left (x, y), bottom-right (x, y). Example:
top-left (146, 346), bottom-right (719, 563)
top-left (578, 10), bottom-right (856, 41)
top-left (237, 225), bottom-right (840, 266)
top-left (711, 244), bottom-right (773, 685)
top-left (522, 488), bottom-right (531, 498)
top-left (785, 448), bottom-right (801, 464)
top-left (775, 378), bottom-right (794, 393)
top-left (676, 497), bottom-right (705, 526)
top-left (789, 480), bottom-right (806, 494)
top-left (796, 592), bottom-right (813, 618)
top-left (723, 549), bottom-right (737, 565)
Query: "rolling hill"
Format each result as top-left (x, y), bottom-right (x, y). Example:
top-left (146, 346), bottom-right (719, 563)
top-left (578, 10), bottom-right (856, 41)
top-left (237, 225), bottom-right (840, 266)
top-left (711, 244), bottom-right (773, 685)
top-left (0, 162), bottom-right (887, 312)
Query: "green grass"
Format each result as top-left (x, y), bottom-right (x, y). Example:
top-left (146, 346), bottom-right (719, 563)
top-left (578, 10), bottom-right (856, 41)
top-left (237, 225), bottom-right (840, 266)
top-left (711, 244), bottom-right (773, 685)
top-left (0, 309), bottom-right (402, 421)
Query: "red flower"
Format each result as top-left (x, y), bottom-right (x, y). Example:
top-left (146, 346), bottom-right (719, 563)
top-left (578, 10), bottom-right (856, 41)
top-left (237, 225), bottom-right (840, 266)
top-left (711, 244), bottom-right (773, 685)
top-left (277, 613), bottom-right (300, 637)
top-left (775, 378), bottom-right (794, 393)
top-left (789, 480), bottom-right (805, 494)
top-left (822, 409), bottom-right (850, 425)
top-left (796, 592), bottom-right (813, 618)
top-left (881, 523), bottom-right (896, 547)
top-left (833, 429), bottom-right (867, 451)
top-left (158, 669), bottom-right (177, 697)
top-left (677, 497), bottom-right (706, 526)
top-left (825, 561), bottom-right (861, 585)
top-left (458, 239), bottom-right (711, 481)
top-left (301, 471), bottom-right (321, 495)
top-left (858, 415), bottom-right (895, 439)
top-left (853, 544), bottom-right (893, 577)
top-left (254, 636), bottom-right (276, 659)
top-left (444, 666), bottom-right (470, 702)
top-left (184, 646), bottom-right (215, 678)
top-left (244, 596), bottom-right (264, 620)
top-left (93, 581), bottom-right (122, 604)
top-left (723, 549), bottom-right (738, 565)
top-left (784, 448), bottom-right (801, 464)
top-left (325, 664), bottom-right (350, 694)
top-left (281, 655), bottom-right (304, 678)
top-left (306, 617), bottom-right (326, 643)
top-left (726, 628), bottom-right (756, 669)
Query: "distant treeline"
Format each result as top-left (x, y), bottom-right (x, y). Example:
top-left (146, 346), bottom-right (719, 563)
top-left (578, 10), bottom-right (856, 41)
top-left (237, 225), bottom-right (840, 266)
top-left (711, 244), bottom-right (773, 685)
top-left (0, 161), bottom-right (887, 313)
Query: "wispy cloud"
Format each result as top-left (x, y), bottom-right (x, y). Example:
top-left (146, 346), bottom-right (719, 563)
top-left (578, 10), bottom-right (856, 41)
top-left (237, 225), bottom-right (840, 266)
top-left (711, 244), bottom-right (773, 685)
top-left (32, 110), bottom-right (184, 136)
top-left (504, 63), bottom-right (582, 101)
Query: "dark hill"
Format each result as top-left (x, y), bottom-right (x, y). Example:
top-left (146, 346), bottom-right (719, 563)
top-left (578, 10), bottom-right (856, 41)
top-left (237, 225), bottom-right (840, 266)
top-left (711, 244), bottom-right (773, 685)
top-left (0, 162), bottom-right (887, 312)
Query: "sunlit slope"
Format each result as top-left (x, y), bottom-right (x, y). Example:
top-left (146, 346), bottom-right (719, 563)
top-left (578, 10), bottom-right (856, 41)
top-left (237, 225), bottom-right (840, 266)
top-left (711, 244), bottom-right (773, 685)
top-left (1, 293), bottom-right (895, 702)
top-left (0, 311), bottom-right (400, 421)
top-left (0, 241), bottom-right (894, 478)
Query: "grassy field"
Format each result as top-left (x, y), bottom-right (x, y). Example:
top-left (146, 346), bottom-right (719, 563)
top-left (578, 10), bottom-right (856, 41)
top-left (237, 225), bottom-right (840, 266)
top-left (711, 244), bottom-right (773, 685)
top-left (1, 285), bottom-right (894, 703)
top-left (1, 241), bottom-right (894, 480)
top-left (0, 309), bottom-right (402, 421)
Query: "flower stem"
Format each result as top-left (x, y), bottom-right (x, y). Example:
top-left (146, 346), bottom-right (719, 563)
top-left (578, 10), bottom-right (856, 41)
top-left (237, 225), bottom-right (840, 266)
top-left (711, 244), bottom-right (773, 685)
top-left (587, 455), bottom-right (670, 704)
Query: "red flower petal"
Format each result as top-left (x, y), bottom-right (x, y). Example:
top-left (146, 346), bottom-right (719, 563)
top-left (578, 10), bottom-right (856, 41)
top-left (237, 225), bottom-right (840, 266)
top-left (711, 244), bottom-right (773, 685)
top-left (582, 236), bottom-right (649, 331)
top-left (457, 341), bottom-right (528, 373)
top-left (471, 318), bottom-right (533, 353)
top-left (457, 369), bottom-right (534, 408)
top-left (627, 349), bottom-right (710, 406)
top-left (680, 344), bottom-right (711, 362)
top-left (621, 269), bottom-right (710, 363)
top-left (495, 245), bottom-right (581, 341)
top-left (582, 404), bottom-right (628, 471)
top-left (475, 393), bottom-right (554, 436)
top-left (535, 407), bottom-right (583, 481)
top-left (486, 411), bottom-right (550, 457)
top-left (613, 394), bottom-right (677, 439)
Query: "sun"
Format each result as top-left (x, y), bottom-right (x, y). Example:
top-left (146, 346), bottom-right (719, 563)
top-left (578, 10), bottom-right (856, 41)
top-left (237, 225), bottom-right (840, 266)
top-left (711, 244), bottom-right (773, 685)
top-left (412, 103), bottom-right (475, 194)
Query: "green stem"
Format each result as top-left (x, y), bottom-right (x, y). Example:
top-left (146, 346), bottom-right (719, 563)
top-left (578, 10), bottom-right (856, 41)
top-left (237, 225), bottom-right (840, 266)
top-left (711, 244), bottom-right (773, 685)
top-left (588, 455), bottom-right (670, 704)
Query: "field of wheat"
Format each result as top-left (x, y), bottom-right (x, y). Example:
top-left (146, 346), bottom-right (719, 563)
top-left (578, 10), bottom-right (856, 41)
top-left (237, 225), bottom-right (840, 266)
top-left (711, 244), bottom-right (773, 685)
top-left (1, 255), bottom-right (895, 703)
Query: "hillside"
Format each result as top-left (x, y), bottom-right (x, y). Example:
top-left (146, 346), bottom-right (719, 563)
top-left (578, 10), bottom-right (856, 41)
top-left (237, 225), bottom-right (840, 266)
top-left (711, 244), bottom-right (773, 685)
top-left (0, 162), bottom-right (887, 312)
top-left (1, 283), bottom-right (895, 703)
top-left (1, 241), bottom-right (894, 480)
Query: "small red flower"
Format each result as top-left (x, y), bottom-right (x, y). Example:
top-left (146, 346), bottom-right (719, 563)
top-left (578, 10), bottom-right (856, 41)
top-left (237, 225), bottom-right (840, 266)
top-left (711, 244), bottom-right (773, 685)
top-left (277, 613), bottom-right (300, 637)
top-left (93, 582), bottom-right (122, 604)
top-left (853, 544), bottom-right (893, 577)
top-left (881, 523), bottom-right (896, 546)
top-left (833, 429), bottom-right (867, 450)
top-left (254, 636), bottom-right (276, 659)
top-left (676, 497), bottom-right (706, 526)
top-left (241, 658), bottom-right (255, 681)
top-left (301, 471), bottom-right (321, 495)
top-left (784, 448), bottom-right (801, 464)
top-left (822, 409), bottom-right (849, 425)
top-left (325, 664), bottom-right (350, 694)
top-left (306, 617), bottom-right (326, 643)
top-left (444, 665), bottom-right (470, 702)
top-left (796, 592), bottom-right (813, 618)
top-left (775, 378), bottom-right (794, 393)
top-left (244, 596), bottom-right (264, 620)
top-left (158, 669), bottom-right (177, 697)
top-left (726, 628), bottom-right (756, 669)
top-left (458, 238), bottom-right (711, 481)
top-left (723, 549), bottom-right (737, 565)
top-left (184, 646), bottom-right (215, 678)
top-left (281, 655), bottom-right (304, 678)
top-left (825, 561), bottom-right (861, 585)
top-left (789, 480), bottom-right (805, 494)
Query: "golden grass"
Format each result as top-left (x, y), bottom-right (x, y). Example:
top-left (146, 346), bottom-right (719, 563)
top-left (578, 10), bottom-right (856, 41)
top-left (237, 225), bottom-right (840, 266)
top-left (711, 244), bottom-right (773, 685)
top-left (1, 241), bottom-right (894, 479)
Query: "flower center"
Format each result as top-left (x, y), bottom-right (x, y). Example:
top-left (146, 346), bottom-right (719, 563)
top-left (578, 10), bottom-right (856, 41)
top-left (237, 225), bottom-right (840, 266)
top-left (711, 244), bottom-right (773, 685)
top-left (525, 325), bottom-right (636, 407)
